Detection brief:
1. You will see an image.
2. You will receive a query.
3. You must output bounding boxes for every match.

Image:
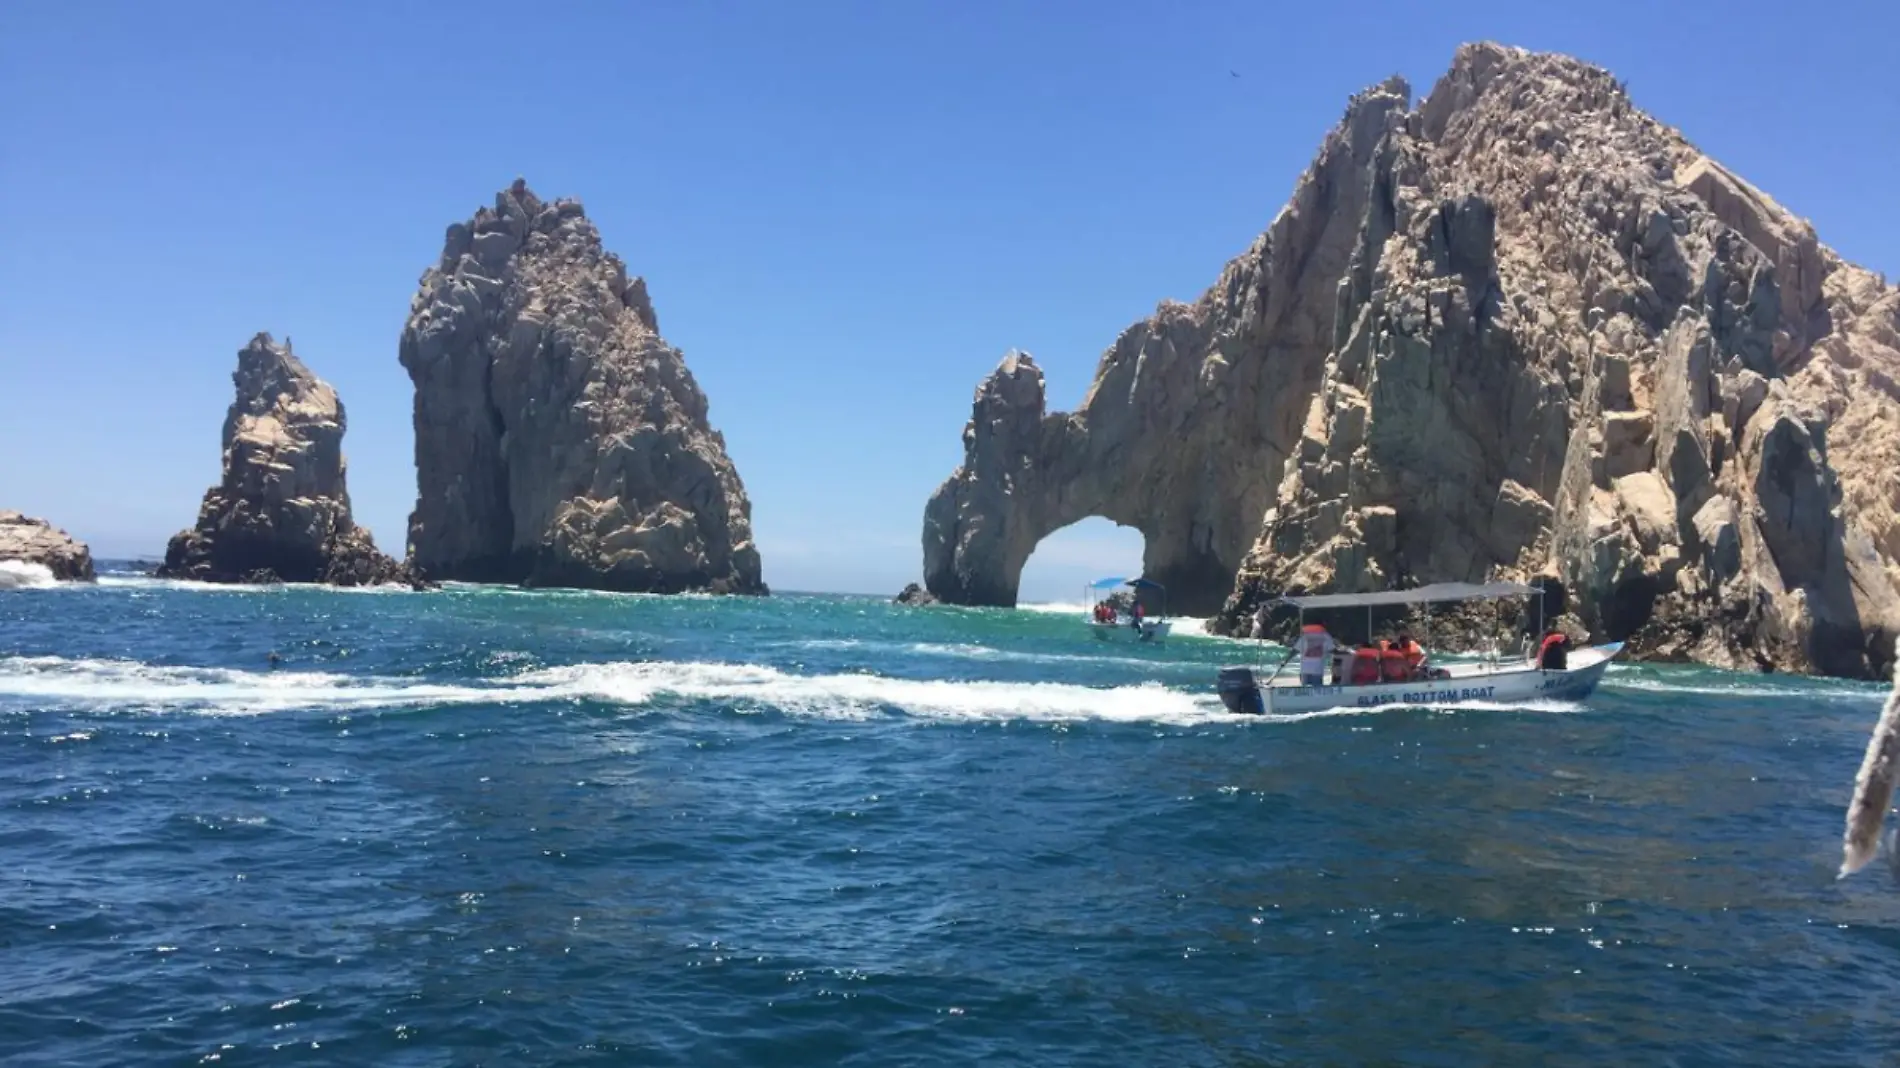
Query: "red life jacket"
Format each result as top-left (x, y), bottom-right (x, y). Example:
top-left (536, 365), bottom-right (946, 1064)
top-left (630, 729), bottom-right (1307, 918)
top-left (1538, 632), bottom-right (1569, 668)
top-left (1349, 648), bottom-right (1383, 685)
top-left (1381, 647), bottom-right (1410, 682)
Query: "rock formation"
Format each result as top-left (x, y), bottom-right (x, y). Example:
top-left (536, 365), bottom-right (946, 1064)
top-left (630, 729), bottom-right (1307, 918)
top-left (894, 582), bottom-right (939, 606)
top-left (158, 333), bottom-right (414, 587)
top-left (0, 512), bottom-right (95, 582)
top-left (401, 180), bottom-right (764, 595)
top-left (926, 44), bottom-right (1900, 679)
top-left (925, 75), bottom-right (1434, 615)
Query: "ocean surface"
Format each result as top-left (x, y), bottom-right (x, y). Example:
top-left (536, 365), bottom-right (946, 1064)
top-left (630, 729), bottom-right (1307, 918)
top-left (3, 564), bottom-right (1898, 1066)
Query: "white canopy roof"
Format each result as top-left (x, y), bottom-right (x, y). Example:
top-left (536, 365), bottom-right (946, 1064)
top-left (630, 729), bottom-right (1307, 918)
top-left (1268, 581), bottom-right (1539, 610)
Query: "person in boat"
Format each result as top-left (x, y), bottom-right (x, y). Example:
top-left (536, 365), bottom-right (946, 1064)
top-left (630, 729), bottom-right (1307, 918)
top-left (1296, 623), bottom-right (1336, 686)
top-left (1349, 642), bottom-right (1384, 686)
top-left (1394, 630), bottom-right (1426, 680)
top-left (1380, 638), bottom-right (1411, 683)
top-left (1537, 628), bottom-right (1571, 670)
top-left (1131, 600), bottom-right (1146, 631)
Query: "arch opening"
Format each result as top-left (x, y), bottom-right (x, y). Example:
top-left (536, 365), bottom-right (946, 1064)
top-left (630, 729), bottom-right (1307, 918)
top-left (1016, 517), bottom-right (1147, 607)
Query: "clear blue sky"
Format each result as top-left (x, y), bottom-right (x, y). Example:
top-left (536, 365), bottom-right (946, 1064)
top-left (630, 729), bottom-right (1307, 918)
top-left (3, 1), bottom-right (1894, 601)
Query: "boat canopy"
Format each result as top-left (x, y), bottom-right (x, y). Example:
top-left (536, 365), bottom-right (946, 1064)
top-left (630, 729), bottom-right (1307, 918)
top-left (1087, 577), bottom-right (1166, 590)
top-left (1268, 581), bottom-right (1538, 610)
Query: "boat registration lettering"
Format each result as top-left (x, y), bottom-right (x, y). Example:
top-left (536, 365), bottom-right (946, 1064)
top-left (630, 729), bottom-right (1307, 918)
top-left (1355, 685), bottom-right (1496, 707)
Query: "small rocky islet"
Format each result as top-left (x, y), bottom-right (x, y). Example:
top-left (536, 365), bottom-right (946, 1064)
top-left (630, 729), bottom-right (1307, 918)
top-left (0, 512), bottom-right (95, 583)
top-left (5, 45), bottom-right (1896, 682)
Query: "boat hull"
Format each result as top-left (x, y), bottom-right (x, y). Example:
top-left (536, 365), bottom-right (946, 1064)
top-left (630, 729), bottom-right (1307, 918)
top-left (1240, 643), bottom-right (1621, 715)
top-left (1088, 621), bottom-right (1172, 643)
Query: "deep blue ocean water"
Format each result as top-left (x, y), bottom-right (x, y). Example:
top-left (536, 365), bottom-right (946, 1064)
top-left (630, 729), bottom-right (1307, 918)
top-left (3, 564), bottom-right (1898, 1066)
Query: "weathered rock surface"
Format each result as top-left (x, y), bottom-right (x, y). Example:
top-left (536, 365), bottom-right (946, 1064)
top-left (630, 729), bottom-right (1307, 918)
top-left (927, 44), bottom-right (1900, 678)
top-left (924, 77), bottom-right (1410, 612)
top-left (894, 582), bottom-right (939, 606)
top-left (0, 512), bottom-right (95, 582)
top-left (402, 180), bottom-right (764, 595)
top-left (1218, 45), bottom-right (1900, 679)
top-left (158, 334), bottom-right (415, 587)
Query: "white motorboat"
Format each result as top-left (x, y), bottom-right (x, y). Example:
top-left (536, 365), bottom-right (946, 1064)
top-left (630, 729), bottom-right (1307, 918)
top-left (1216, 581), bottom-right (1621, 715)
top-left (1084, 577), bottom-right (1173, 643)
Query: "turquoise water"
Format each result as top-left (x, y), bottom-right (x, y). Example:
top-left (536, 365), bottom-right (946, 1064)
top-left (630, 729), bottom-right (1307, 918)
top-left (3, 565), bottom-right (1897, 1065)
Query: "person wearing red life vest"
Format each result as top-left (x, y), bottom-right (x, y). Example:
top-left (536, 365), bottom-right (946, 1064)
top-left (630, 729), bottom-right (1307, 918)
top-left (1381, 641), bottom-right (1411, 683)
top-left (1296, 623), bottom-right (1335, 686)
top-left (1537, 628), bottom-right (1571, 670)
top-left (1394, 630), bottom-right (1426, 680)
top-left (1349, 644), bottom-right (1384, 685)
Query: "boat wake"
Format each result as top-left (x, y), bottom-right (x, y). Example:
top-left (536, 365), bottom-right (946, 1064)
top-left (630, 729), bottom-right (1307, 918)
top-left (0, 561), bottom-right (60, 589)
top-left (1016, 602), bottom-right (1220, 638)
top-left (0, 654), bottom-right (1228, 724)
top-left (0, 655), bottom-right (1598, 725)
top-left (1601, 673), bottom-right (1884, 703)
top-left (778, 638), bottom-right (1180, 669)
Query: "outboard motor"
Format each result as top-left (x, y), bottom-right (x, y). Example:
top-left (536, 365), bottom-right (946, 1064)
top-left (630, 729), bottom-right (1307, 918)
top-left (1217, 666), bottom-right (1265, 715)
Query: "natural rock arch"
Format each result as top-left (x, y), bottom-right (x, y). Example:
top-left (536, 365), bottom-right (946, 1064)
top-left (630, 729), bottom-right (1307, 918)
top-left (923, 43), bottom-right (1900, 679)
top-left (921, 78), bottom-right (1413, 614)
top-left (923, 352), bottom-right (1246, 613)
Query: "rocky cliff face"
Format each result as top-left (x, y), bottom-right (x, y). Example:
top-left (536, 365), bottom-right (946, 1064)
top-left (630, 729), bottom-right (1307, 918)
top-left (927, 44), bottom-right (1900, 679)
top-left (158, 333), bottom-right (412, 586)
top-left (402, 180), bottom-right (764, 595)
top-left (924, 78), bottom-right (1411, 613)
top-left (0, 512), bottom-right (95, 582)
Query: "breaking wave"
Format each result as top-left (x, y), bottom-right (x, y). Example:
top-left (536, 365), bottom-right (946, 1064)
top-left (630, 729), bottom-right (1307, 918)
top-left (0, 561), bottom-right (59, 589)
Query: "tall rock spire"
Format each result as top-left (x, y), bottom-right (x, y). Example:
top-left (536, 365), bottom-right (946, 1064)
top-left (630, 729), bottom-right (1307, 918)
top-left (158, 333), bottom-right (411, 586)
top-left (401, 180), bottom-right (764, 594)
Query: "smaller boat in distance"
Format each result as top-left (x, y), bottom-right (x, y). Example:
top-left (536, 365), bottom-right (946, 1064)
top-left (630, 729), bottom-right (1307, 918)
top-left (1085, 577), bottom-right (1172, 643)
top-left (1216, 581), bottom-right (1620, 715)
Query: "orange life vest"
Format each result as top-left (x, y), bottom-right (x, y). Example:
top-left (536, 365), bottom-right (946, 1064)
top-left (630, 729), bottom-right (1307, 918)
top-left (1381, 647), bottom-right (1410, 682)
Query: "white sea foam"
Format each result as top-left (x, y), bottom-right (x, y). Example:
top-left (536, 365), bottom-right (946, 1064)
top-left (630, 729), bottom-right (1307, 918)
top-left (781, 638), bottom-right (1174, 669)
top-left (0, 561), bottom-right (60, 589)
top-left (94, 575), bottom-right (416, 594)
top-left (0, 654), bottom-right (1237, 723)
top-left (97, 575), bottom-right (266, 593)
top-left (0, 656), bottom-right (535, 713)
top-left (1600, 673), bottom-right (1883, 703)
top-left (1016, 602), bottom-right (1222, 638)
top-left (0, 655), bottom-right (1590, 725)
